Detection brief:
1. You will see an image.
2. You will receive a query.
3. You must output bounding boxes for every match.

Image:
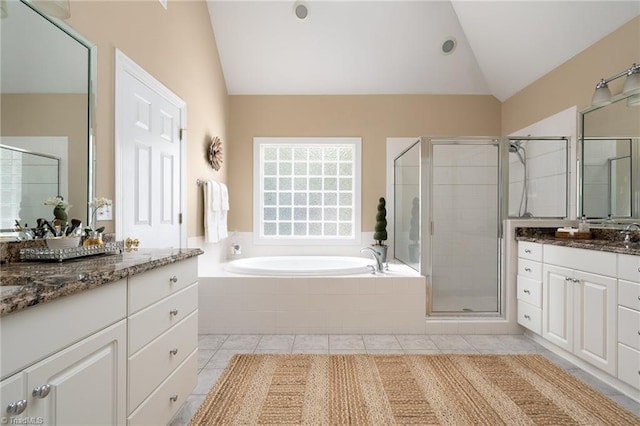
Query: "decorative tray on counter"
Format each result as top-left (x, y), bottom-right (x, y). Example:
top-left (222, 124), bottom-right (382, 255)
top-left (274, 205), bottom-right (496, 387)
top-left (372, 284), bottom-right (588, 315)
top-left (20, 241), bottom-right (124, 262)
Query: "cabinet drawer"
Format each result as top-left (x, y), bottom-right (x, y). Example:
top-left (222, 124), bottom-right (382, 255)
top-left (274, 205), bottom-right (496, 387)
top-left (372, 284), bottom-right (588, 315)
top-left (619, 280), bottom-right (640, 311)
top-left (129, 283), bottom-right (198, 355)
top-left (518, 241), bottom-right (542, 262)
top-left (128, 257), bottom-right (197, 314)
top-left (517, 276), bottom-right (542, 308)
top-left (517, 300), bottom-right (542, 335)
top-left (617, 343), bottom-right (640, 390)
top-left (618, 306), bottom-right (640, 351)
top-left (128, 310), bottom-right (198, 412)
top-left (128, 348), bottom-right (198, 426)
top-left (542, 244), bottom-right (616, 277)
top-left (618, 254), bottom-right (640, 284)
top-left (518, 259), bottom-right (542, 281)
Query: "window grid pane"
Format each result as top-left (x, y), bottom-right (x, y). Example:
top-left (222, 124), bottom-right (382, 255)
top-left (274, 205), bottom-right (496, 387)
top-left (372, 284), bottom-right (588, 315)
top-left (260, 143), bottom-right (356, 239)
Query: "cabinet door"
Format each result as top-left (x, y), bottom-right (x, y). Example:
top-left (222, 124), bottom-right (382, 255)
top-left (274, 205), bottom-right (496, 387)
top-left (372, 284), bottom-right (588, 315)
top-left (542, 264), bottom-right (573, 351)
top-left (25, 320), bottom-right (126, 426)
top-left (1, 373), bottom-right (27, 423)
top-left (573, 271), bottom-right (617, 375)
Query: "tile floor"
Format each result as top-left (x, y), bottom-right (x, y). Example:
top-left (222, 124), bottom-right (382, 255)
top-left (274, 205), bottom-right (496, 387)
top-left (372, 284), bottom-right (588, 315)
top-left (170, 334), bottom-right (640, 425)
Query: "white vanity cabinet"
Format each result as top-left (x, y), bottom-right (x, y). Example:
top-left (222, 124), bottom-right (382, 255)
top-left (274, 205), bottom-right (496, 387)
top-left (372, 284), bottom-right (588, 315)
top-left (542, 245), bottom-right (618, 376)
top-left (126, 257), bottom-right (198, 426)
top-left (617, 254), bottom-right (640, 390)
top-left (516, 241), bottom-right (543, 334)
top-left (0, 280), bottom-right (128, 425)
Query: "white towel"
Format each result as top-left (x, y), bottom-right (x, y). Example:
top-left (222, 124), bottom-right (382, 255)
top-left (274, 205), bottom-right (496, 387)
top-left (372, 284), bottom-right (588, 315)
top-left (204, 180), bottom-right (220, 243)
top-left (218, 183), bottom-right (229, 239)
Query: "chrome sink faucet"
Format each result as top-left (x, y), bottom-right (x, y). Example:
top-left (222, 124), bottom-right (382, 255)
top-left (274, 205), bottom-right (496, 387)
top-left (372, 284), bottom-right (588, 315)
top-left (620, 223), bottom-right (640, 242)
top-left (360, 247), bottom-right (383, 273)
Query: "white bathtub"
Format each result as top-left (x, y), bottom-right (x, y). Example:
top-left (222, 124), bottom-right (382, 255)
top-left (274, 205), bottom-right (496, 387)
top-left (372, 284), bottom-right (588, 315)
top-left (226, 256), bottom-right (373, 276)
top-left (198, 256), bottom-right (427, 334)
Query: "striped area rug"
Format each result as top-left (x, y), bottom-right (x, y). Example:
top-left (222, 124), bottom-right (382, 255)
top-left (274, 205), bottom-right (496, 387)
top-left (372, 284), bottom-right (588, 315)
top-left (189, 354), bottom-right (639, 425)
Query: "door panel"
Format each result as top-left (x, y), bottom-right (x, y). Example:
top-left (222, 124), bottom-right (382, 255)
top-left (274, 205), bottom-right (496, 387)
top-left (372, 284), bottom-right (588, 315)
top-left (542, 264), bottom-right (573, 351)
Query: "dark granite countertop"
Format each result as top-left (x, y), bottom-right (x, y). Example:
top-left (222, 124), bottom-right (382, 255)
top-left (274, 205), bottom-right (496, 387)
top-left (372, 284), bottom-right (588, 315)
top-left (515, 227), bottom-right (640, 256)
top-left (0, 248), bottom-right (203, 317)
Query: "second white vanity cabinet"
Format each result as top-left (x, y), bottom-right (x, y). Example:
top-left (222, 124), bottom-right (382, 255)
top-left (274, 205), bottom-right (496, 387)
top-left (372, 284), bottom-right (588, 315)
top-left (542, 245), bottom-right (618, 376)
top-left (127, 256), bottom-right (199, 426)
top-left (617, 253), bottom-right (640, 389)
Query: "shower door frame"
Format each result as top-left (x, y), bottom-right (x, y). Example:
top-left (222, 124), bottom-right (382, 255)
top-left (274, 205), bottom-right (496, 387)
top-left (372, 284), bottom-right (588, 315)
top-left (421, 137), bottom-right (507, 317)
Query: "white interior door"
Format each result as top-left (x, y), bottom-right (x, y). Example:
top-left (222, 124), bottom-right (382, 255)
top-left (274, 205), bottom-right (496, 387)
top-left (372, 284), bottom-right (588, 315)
top-left (115, 50), bottom-right (186, 248)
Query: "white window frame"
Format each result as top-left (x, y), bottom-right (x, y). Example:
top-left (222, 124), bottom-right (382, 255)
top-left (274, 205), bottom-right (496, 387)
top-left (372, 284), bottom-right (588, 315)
top-left (253, 137), bottom-right (362, 245)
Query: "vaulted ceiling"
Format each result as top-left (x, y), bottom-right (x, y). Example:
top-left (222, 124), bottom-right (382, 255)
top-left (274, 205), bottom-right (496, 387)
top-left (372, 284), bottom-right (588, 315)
top-left (207, 1), bottom-right (640, 101)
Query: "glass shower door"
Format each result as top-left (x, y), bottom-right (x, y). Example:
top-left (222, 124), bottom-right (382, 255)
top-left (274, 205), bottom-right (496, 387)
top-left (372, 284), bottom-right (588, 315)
top-left (427, 139), bottom-right (501, 314)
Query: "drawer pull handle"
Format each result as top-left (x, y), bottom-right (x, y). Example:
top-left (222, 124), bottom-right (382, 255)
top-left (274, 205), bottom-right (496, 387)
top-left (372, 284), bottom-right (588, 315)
top-left (169, 395), bottom-right (178, 402)
top-left (32, 384), bottom-right (51, 399)
top-left (169, 275), bottom-right (178, 284)
top-left (524, 314), bottom-right (531, 320)
top-left (6, 400), bottom-right (27, 415)
top-left (524, 267), bottom-right (532, 272)
top-left (525, 249), bottom-right (531, 254)
top-left (523, 289), bottom-right (530, 294)
top-left (170, 309), bottom-right (179, 316)
top-left (170, 348), bottom-right (179, 355)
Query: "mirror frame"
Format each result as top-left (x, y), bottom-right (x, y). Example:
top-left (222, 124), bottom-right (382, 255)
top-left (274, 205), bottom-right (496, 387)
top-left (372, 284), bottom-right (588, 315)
top-left (579, 91), bottom-right (640, 221)
top-left (9, 0), bottom-right (97, 229)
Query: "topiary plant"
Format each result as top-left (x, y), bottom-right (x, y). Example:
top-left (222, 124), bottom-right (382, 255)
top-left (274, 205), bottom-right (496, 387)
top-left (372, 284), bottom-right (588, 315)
top-left (373, 197), bottom-right (387, 245)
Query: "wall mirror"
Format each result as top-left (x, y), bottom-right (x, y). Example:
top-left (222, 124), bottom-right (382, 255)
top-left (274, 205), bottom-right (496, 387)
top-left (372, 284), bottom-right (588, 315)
top-left (0, 0), bottom-right (95, 234)
top-left (580, 92), bottom-right (640, 220)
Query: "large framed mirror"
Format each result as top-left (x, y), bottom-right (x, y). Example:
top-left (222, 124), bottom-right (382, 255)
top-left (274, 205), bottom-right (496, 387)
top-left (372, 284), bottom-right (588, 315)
top-left (0, 0), bottom-right (95, 235)
top-left (580, 92), bottom-right (640, 220)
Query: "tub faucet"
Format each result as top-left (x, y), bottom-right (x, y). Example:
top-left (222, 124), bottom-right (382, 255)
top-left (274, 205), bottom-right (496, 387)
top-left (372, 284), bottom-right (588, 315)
top-left (360, 247), bottom-right (383, 273)
top-left (620, 223), bottom-right (640, 242)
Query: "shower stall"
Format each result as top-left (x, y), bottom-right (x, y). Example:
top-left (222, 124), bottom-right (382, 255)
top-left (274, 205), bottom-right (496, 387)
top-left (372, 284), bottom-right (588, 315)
top-left (394, 136), bottom-right (569, 316)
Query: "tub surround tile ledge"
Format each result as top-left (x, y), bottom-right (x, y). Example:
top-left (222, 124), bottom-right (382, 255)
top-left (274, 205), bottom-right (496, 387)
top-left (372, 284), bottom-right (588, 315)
top-left (515, 227), bottom-right (640, 256)
top-left (0, 248), bottom-right (203, 317)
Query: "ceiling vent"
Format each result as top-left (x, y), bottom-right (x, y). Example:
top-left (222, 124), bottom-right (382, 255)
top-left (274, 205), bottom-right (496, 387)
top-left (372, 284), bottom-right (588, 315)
top-left (441, 37), bottom-right (457, 55)
top-left (294, 2), bottom-right (309, 21)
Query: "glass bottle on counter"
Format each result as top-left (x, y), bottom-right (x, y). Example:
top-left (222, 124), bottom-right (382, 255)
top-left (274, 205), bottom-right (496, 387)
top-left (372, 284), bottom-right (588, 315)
top-left (83, 230), bottom-right (103, 246)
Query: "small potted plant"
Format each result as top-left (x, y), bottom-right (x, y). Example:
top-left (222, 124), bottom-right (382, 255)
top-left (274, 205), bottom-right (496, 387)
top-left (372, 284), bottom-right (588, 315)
top-left (372, 197), bottom-right (388, 263)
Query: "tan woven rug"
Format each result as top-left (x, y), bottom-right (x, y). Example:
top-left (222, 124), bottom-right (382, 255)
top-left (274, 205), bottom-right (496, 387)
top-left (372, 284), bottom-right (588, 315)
top-left (189, 354), bottom-right (639, 425)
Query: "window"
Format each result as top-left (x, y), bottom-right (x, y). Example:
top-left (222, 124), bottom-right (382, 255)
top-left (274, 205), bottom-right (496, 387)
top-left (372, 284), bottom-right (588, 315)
top-left (254, 137), bottom-right (361, 244)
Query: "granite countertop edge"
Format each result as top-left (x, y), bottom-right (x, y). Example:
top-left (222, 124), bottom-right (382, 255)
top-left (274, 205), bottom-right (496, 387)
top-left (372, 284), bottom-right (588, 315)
top-left (515, 236), bottom-right (640, 256)
top-left (1, 248), bottom-right (203, 317)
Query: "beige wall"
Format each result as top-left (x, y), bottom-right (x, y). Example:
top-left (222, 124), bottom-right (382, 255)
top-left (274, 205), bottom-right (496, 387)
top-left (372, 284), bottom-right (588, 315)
top-left (502, 16), bottom-right (640, 135)
top-left (1, 94), bottom-right (88, 223)
top-left (66, 0), bottom-right (228, 237)
top-left (228, 95), bottom-right (502, 231)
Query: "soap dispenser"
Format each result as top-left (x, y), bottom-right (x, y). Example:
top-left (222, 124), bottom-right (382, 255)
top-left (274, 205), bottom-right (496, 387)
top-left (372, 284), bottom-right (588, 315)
top-left (578, 215), bottom-right (590, 233)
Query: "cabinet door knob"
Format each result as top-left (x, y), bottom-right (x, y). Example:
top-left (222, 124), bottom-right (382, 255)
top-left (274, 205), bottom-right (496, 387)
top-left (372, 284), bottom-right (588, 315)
top-left (572, 278), bottom-right (580, 283)
top-left (169, 275), bottom-right (178, 284)
top-left (169, 395), bottom-right (178, 402)
top-left (525, 249), bottom-right (531, 254)
top-left (170, 309), bottom-right (179, 316)
top-left (170, 348), bottom-right (178, 355)
top-left (6, 400), bottom-right (27, 415)
top-left (32, 384), bottom-right (51, 399)
top-left (524, 314), bottom-right (531, 320)
top-left (565, 277), bottom-right (572, 281)
top-left (523, 289), bottom-right (530, 294)
top-left (524, 267), bottom-right (532, 272)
